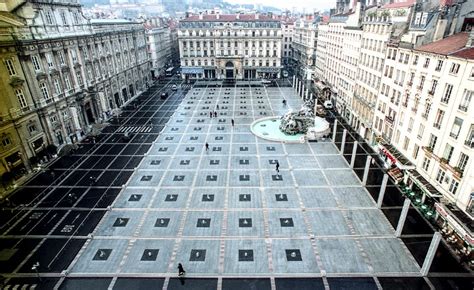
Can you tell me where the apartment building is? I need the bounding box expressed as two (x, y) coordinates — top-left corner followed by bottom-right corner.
(0, 0), (150, 183)
(178, 13), (282, 80)
(281, 20), (294, 67)
(292, 17), (318, 80)
(145, 19), (172, 79)
(379, 33), (473, 214)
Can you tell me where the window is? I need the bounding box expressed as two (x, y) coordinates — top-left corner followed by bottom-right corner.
(417, 124), (424, 139)
(31, 55), (42, 71)
(434, 109), (444, 128)
(435, 60), (443, 71)
(4, 59), (16, 76)
(45, 10), (54, 25)
(40, 83), (50, 100)
(449, 63), (460, 74)
(408, 118), (414, 132)
(423, 57), (430, 68)
(449, 117), (463, 139)
(50, 115), (58, 124)
(1, 136), (11, 147)
(27, 123), (37, 134)
(441, 84), (453, 103)
(70, 49), (77, 62)
(58, 51), (65, 65)
(15, 89), (27, 108)
(428, 134), (437, 150)
(413, 55), (419, 65)
(76, 71), (83, 85)
(422, 157), (430, 171)
(53, 78), (61, 95)
(459, 89), (472, 112)
(413, 144), (419, 159)
(60, 11), (67, 26)
(429, 79), (437, 94)
(435, 169), (445, 184)
(418, 75), (425, 89)
(403, 136), (409, 150)
(442, 144), (454, 162)
(45, 53), (54, 68)
(449, 179), (459, 195)
(457, 153), (469, 172)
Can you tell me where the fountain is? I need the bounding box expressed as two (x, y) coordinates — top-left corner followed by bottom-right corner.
(251, 100), (330, 143)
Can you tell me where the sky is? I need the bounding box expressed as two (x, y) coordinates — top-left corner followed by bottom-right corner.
(228, 0), (336, 12)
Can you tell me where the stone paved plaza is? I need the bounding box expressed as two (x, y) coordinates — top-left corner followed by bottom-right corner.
(69, 83), (420, 283)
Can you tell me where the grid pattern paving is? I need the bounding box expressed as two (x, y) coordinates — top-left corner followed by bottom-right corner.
(69, 84), (420, 284)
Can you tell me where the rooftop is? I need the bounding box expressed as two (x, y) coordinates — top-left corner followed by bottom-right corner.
(180, 14), (279, 22)
(382, 0), (415, 9)
(415, 32), (472, 58)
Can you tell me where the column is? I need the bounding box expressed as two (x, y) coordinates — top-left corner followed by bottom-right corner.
(301, 84), (305, 98)
(362, 155), (372, 186)
(377, 174), (389, 208)
(332, 119), (337, 141)
(350, 141), (358, 168)
(420, 232), (442, 276)
(395, 198), (411, 237)
(340, 129), (347, 155)
(292, 75), (296, 88)
(305, 89), (309, 100)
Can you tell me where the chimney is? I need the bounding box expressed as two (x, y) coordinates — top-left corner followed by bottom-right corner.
(199, 12), (203, 20)
(255, 13), (259, 20)
(236, 13), (240, 20)
(216, 10), (220, 19)
(467, 29), (474, 47)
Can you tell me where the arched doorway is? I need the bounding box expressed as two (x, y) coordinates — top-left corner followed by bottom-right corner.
(225, 61), (234, 79)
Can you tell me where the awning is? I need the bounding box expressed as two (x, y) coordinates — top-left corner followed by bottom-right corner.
(315, 81), (330, 91)
(256, 67), (280, 73)
(408, 170), (443, 198)
(181, 67), (204, 74)
(436, 203), (474, 246)
(379, 143), (415, 169)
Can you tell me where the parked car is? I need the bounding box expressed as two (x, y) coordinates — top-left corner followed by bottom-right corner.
(282, 70), (289, 78)
(323, 100), (333, 110)
(171, 84), (178, 90)
(123, 132), (133, 142)
(261, 79), (272, 84)
(161, 92), (168, 99)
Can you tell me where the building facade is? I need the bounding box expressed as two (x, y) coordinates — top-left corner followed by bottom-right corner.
(0, 0), (150, 187)
(281, 20), (294, 68)
(292, 18), (318, 80)
(178, 13), (282, 80)
(145, 19), (172, 79)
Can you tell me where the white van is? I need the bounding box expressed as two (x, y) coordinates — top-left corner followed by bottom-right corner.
(323, 100), (333, 110)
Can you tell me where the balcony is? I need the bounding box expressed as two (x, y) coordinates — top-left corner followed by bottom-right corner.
(428, 90), (435, 96)
(385, 115), (394, 124)
(458, 105), (468, 112)
(464, 140), (474, 148)
(433, 123), (441, 129)
(407, 81), (413, 87)
(449, 132), (458, 139)
(421, 113), (429, 119)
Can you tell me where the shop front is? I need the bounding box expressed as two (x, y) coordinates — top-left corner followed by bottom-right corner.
(181, 67), (204, 80)
(435, 203), (473, 269)
(377, 143), (415, 184)
(256, 67), (280, 79)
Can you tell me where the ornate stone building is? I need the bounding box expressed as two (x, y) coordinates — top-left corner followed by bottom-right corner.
(0, 0), (149, 184)
(178, 13), (282, 80)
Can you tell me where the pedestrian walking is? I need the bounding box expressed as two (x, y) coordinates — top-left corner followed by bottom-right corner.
(178, 263), (186, 276)
(214, 111), (217, 117)
(209, 111), (213, 118)
(275, 160), (280, 173)
(216, 104), (219, 110)
(231, 119), (234, 127)
(205, 142), (209, 152)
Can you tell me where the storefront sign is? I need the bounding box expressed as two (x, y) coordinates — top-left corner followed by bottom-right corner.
(435, 203), (448, 217)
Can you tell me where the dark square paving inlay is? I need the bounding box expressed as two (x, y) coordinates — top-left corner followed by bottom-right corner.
(275, 194), (288, 201)
(280, 218), (294, 227)
(190, 249), (206, 261)
(239, 218), (252, 227)
(128, 194), (142, 201)
(173, 175), (185, 181)
(239, 194), (251, 201)
(213, 147), (222, 152)
(93, 249), (112, 261)
(141, 249), (159, 261)
(206, 175), (217, 181)
(239, 159), (249, 165)
(269, 159), (278, 164)
(285, 249), (302, 261)
(202, 194), (215, 202)
(113, 218), (129, 227)
(154, 218), (170, 227)
(239, 175), (250, 181)
(190, 136), (198, 140)
(150, 160), (161, 165)
(180, 160), (190, 165)
(210, 160), (220, 165)
(215, 136), (223, 140)
(141, 175), (152, 181)
(165, 194), (178, 201)
(196, 218), (211, 227)
(272, 175), (283, 181)
(238, 250), (254, 262)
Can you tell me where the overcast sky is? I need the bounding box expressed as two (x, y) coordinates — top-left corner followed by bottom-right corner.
(229, 0), (336, 12)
